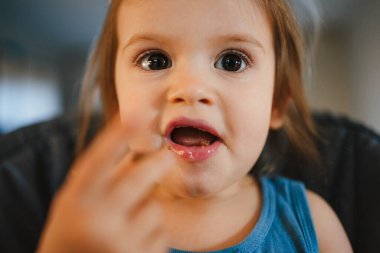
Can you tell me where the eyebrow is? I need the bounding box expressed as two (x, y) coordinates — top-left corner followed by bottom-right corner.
(210, 34), (266, 52)
(122, 33), (265, 52)
(122, 34), (168, 50)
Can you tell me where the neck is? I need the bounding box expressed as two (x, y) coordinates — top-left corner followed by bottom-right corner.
(156, 176), (262, 251)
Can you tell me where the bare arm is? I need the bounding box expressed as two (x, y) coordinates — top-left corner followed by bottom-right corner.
(307, 191), (353, 253)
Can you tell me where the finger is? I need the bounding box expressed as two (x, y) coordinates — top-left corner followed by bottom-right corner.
(68, 115), (131, 189)
(143, 228), (169, 253)
(103, 147), (163, 192)
(108, 149), (175, 211)
(124, 119), (163, 155)
(77, 115), (129, 172)
(126, 199), (165, 242)
(125, 215), (168, 253)
(130, 199), (164, 230)
(120, 105), (163, 154)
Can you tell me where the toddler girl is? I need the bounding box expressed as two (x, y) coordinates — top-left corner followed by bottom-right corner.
(37, 0), (352, 252)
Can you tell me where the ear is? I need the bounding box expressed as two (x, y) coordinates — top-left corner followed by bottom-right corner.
(269, 106), (285, 130)
(269, 97), (291, 130)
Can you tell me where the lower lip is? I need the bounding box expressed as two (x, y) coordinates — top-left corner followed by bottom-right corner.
(167, 139), (222, 162)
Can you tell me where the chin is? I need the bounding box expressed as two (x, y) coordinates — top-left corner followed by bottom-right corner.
(182, 182), (218, 198)
(161, 168), (224, 199)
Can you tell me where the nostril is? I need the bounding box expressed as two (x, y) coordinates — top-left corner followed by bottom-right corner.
(199, 98), (211, 105)
(171, 97), (185, 103)
(170, 97), (212, 105)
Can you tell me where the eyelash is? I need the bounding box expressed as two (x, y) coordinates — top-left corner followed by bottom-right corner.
(218, 48), (254, 72)
(220, 49), (253, 64)
(134, 49), (168, 66)
(133, 48), (254, 71)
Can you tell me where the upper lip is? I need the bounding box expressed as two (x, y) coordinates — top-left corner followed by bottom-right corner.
(164, 117), (222, 141)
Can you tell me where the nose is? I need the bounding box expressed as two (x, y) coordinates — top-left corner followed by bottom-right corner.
(166, 70), (216, 106)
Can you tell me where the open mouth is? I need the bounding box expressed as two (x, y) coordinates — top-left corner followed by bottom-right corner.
(169, 126), (219, 147)
(165, 118), (223, 162)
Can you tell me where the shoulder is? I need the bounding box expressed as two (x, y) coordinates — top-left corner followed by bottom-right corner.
(306, 190), (353, 253)
(260, 177), (319, 252)
(263, 177), (352, 252)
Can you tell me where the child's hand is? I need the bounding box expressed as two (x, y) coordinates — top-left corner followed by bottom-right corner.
(37, 116), (174, 253)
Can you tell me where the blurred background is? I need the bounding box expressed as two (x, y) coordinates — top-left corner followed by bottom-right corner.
(0, 0), (379, 134)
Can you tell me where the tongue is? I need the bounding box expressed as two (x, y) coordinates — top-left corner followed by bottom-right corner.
(171, 127), (217, 147)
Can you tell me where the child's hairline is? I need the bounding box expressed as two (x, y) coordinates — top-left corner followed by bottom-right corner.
(113, 0), (276, 54)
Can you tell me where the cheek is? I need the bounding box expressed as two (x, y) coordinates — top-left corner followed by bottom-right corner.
(236, 103), (271, 149)
(232, 106), (272, 173)
(226, 83), (274, 162)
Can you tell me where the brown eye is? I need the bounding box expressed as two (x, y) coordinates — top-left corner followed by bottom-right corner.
(214, 51), (249, 72)
(138, 51), (172, 70)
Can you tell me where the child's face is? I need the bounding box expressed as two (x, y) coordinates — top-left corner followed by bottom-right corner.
(115, 0), (280, 197)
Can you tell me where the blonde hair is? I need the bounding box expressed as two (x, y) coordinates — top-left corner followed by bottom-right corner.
(78, 0), (319, 169)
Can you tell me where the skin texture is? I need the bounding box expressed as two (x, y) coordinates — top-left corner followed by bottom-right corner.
(37, 0), (353, 252)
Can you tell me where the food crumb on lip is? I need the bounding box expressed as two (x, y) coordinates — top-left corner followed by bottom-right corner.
(200, 140), (211, 146)
(169, 146), (185, 156)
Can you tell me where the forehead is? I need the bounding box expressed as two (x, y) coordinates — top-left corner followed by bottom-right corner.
(117, 0), (272, 50)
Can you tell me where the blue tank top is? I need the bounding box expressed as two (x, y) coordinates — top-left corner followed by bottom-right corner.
(169, 176), (319, 253)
